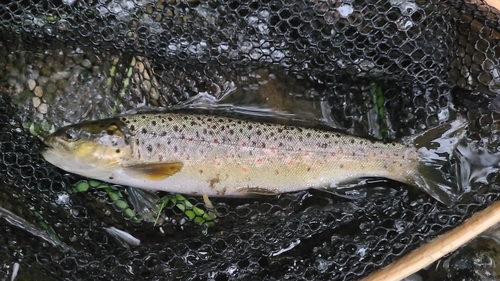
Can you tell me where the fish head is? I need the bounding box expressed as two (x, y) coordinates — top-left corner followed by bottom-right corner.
(42, 119), (132, 173)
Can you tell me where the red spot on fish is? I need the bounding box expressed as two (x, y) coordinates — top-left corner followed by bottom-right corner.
(371, 152), (376, 157)
(385, 153), (390, 158)
(187, 137), (193, 141)
(270, 148), (275, 154)
(304, 151), (309, 156)
(213, 139), (219, 144)
(287, 160), (293, 166)
(242, 167), (247, 173)
(330, 152), (336, 157)
(241, 141), (246, 146)
(337, 147), (343, 154)
(340, 164), (344, 168)
(215, 161), (221, 167)
(256, 158), (263, 164)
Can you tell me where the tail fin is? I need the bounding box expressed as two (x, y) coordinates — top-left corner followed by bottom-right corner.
(408, 118), (467, 205)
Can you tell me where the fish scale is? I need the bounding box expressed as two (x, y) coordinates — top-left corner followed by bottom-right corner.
(42, 113), (466, 203)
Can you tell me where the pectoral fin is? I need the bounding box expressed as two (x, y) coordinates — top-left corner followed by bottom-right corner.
(125, 162), (183, 180)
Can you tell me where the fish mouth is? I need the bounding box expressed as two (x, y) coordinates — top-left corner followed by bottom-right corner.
(42, 135), (71, 152)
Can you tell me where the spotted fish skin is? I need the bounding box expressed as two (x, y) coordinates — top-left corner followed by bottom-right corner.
(42, 113), (466, 203)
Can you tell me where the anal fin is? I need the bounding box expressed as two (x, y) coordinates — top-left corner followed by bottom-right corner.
(236, 187), (279, 196)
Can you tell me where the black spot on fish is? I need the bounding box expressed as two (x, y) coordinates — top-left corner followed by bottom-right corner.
(168, 117), (172, 121)
(136, 139), (140, 145)
(147, 145), (152, 152)
(109, 176), (114, 180)
(174, 146), (178, 152)
(191, 121), (197, 126)
(324, 134), (330, 138)
(306, 132), (311, 137)
(130, 125), (135, 131)
(203, 128), (207, 134)
(256, 130), (262, 136)
(142, 115), (146, 119)
(248, 125), (253, 130)
(229, 129), (234, 135)
(351, 139), (355, 144)
(183, 116), (189, 120)
(278, 128), (283, 133)
(160, 131), (167, 137)
(173, 125), (179, 132)
(142, 128), (147, 134)
(116, 149), (120, 153)
(151, 120), (157, 126)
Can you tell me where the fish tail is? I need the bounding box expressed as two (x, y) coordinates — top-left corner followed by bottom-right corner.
(409, 118), (467, 205)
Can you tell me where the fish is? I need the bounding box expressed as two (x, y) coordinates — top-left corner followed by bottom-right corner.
(41, 113), (467, 204)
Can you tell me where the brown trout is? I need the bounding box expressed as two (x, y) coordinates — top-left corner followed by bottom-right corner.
(41, 113), (466, 204)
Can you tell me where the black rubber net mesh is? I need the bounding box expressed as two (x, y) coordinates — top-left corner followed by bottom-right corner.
(1, 0), (500, 280)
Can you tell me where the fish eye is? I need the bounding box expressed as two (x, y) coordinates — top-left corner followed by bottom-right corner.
(64, 128), (79, 142)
